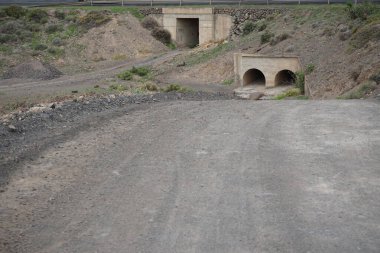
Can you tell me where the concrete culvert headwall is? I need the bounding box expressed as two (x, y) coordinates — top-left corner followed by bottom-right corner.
(275, 70), (296, 86)
(176, 18), (199, 47)
(243, 69), (266, 86)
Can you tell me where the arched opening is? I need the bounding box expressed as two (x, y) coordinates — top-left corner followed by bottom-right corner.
(243, 69), (266, 86)
(275, 70), (296, 86)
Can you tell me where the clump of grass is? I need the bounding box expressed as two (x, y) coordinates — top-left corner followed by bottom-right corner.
(46, 24), (63, 34)
(163, 83), (189, 93)
(270, 33), (290, 46)
(143, 83), (159, 91)
(167, 42), (176, 50)
(261, 31), (274, 44)
(117, 66), (151, 80)
(112, 54), (128, 61)
(339, 81), (377, 99)
(275, 88), (301, 100)
(54, 10), (66, 20)
(222, 78), (234, 86)
(109, 84), (127, 92)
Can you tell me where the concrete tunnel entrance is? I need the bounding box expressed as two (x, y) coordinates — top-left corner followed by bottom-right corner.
(275, 70), (296, 86)
(243, 69), (266, 86)
(176, 18), (199, 47)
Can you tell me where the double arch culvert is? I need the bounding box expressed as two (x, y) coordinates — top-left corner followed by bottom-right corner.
(234, 54), (302, 88)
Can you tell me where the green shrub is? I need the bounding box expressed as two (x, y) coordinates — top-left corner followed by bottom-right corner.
(0, 34), (17, 43)
(346, 1), (378, 20)
(48, 47), (64, 56)
(78, 11), (111, 29)
(27, 9), (48, 24)
(305, 64), (315, 74)
(295, 71), (305, 94)
(117, 70), (133, 80)
(0, 20), (24, 35)
(63, 24), (79, 38)
(167, 42), (176, 50)
(109, 84), (127, 91)
(270, 33), (290, 46)
(46, 24), (62, 34)
(261, 31), (274, 44)
(141, 16), (159, 31)
(242, 21), (256, 36)
(0, 9), (6, 18)
(54, 10), (65, 20)
(51, 37), (63, 46)
(222, 78), (234, 85)
(18, 30), (33, 41)
(163, 84), (188, 92)
(151, 28), (171, 45)
(256, 19), (267, 32)
(4, 6), (27, 19)
(130, 66), (150, 77)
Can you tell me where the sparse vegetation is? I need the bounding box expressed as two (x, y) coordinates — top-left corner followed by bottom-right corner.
(163, 84), (189, 93)
(109, 84), (127, 92)
(78, 11), (112, 29)
(261, 31), (274, 44)
(185, 42), (233, 66)
(3, 5), (27, 19)
(339, 81), (377, 99)
(346, 1), (378, 20)
(305, 64), (315, 75)
(117, 66), (151, 81)
(222, 78), (234, 86)
(350, 21), (380, 49)
(270, 33), (290, 45)
(275, 88), (301, 100)
(295, 71), (305, 94)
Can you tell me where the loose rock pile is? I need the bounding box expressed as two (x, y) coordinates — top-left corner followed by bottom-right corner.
(140, 8), (162, 16)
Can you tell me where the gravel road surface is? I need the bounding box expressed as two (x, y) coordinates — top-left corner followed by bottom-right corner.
(1, 99), (380, 252)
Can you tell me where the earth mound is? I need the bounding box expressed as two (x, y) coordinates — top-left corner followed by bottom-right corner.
(2, 61), (62, 80)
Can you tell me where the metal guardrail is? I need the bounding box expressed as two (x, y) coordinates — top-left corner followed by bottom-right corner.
(0, 0), (379, 6)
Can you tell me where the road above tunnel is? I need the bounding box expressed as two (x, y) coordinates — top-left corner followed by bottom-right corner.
(1, 99), (380, 253)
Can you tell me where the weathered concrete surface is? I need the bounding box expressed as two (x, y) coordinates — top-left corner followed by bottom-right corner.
(160, 8), (232, 46)
(1, 100), (380, 253)
(234, 53), (302, 87)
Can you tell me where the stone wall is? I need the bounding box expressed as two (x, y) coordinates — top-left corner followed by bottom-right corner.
(140, 8), (163, 16)
(214, 8), (283, 39)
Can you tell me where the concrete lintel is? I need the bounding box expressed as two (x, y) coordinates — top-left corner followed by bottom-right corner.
(163, 7), (213, 15)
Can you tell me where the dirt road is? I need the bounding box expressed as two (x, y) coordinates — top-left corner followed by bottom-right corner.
(0, 50), (182, 107)
(1, 99), (380, 252)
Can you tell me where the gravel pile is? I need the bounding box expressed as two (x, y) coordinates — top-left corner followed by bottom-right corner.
(2, 61), (62, 80)
(0, 91), (236, 186)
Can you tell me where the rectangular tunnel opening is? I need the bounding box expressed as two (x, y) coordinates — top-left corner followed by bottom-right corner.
(176, 18), (199, 48)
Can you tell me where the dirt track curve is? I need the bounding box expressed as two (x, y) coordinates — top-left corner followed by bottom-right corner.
(1, 99), (380, 253)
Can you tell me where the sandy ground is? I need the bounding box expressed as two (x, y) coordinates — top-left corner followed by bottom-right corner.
(1, 99), (379, 253)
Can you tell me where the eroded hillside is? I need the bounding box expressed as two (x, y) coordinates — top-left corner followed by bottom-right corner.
(154, 4), (380, 99)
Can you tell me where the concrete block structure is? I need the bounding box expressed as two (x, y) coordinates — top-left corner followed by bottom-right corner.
(234, 53), (302, 88)
(152, 8), (232, 47)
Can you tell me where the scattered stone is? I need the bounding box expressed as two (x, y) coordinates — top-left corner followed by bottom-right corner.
(177, 62), (186, 67)
(8, 124), (17, 132)
(248, 92), (264, 100)
(50, 103), (56, 109)
(72, 90), (78, 94)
